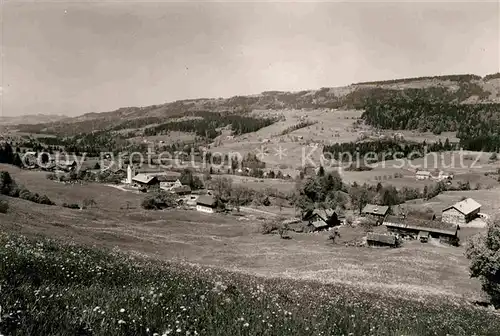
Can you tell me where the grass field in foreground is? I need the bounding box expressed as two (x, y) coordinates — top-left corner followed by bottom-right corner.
(1, 233), (499, 336)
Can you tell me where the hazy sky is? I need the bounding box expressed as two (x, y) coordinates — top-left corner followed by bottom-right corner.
(1, 0), (499, 117)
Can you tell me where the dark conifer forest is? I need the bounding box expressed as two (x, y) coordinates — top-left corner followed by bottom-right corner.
(361, 95), (500, 151)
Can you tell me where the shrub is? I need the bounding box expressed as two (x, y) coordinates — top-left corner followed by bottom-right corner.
(38, 195), (55, 205)
(141, 196), (157, 210)
(278, 224), (290, 239)
(328, 228), (341, 243)
(46, 173), (57, 180)
(62, 203), (80, 209)
(19, 188), (35, 201)
(141, 191), (177, 210)
(0, 199), (8, 213)
(82, 198), (97, 209)
(260, 221), (279, 234)
(0, 171), (15, 195)
(345, 215), (354, 226)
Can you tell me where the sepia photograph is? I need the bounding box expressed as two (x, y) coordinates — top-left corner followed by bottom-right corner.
(0, 1), (500, 335)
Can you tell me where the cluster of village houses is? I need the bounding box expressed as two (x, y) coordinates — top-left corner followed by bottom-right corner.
(25, 153), (484, 247)
(124, 165), (218, 214)
(415, 169), (454, 181)
(22, 152), (78, 173)
(300, 197), (483, 247)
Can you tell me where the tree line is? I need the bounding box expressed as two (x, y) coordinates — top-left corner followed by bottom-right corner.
(144, 113), (276, 140)
(362, 95), (500, 151)
(353, 74), (482, 86)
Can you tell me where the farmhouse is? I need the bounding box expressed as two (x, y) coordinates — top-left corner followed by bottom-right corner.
(361, 204), (390, 223)
(159, 175), (183, 191)
(196, 195), (217, 213)
(415, 170), (432, 180)
(437, 171), (453, 181)
(56, 160), (77, 172)
(302, 208), (342, 228)
(383, 216), (459, 245)
(366, 232), (398, 247)
(442, 198), (481, 225)
(132, 174), (159, 188)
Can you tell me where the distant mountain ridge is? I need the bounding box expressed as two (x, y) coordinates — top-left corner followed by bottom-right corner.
(0, 114), (68, 126)
(8, 72), (500, 135)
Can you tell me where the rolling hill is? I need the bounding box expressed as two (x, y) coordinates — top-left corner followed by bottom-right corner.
(7, 73), (500, 136)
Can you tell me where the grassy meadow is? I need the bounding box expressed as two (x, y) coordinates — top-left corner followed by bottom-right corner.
(1, 232), (500, 336)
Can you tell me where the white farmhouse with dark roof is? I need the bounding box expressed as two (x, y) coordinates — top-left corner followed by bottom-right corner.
(131, 174), (159, 188)
(196, 195), (217, 213)
(442, 198), (481, 225)
(415, 170), (432, 180)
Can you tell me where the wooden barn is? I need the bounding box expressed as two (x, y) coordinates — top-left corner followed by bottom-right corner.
(383, 216), (459, 246)
(441, 198), (481, 225)
(361, 204), (390, 224)
(302, 208), (342, 228)
(366, 232), (398, 247)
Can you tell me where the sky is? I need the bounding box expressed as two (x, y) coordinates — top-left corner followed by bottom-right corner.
(0, 0), (499, 117)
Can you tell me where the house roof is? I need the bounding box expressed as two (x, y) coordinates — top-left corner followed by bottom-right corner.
(384, 216), (457, 236)
(366, 232), (396, 245)
(443, 198), (481, 215)
(303, 208), (335, 221)
(157, 175), (181, 182)
(313, 208), (335, 218)
(405, 210), (436, 221)
(196, 195), (216, 207)
(132, 173), (157, 184)
(362, 204), (389, 216)
(311, 218), (328, 229)
(173, 185), (191, 194)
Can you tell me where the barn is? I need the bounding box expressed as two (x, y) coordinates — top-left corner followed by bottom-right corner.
(361, 204), (390, 224)
(441, 198), (481, 225)
(366, 232), (398, 247)
(196, 195), (217, 214)
(302, 208), (341, 228)
(383, 215), (459, 245)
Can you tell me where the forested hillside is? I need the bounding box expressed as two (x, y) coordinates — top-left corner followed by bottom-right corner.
(8, 72), (500, 139)
(361, 96), (500, 151)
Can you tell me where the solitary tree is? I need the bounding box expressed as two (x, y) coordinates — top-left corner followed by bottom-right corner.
(489, 152), (498, 162)
(83, 198), (97, 209)
(466, 217), (500, 308)
(0, 199), (9, 213)
(230, 185), (250, 212)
